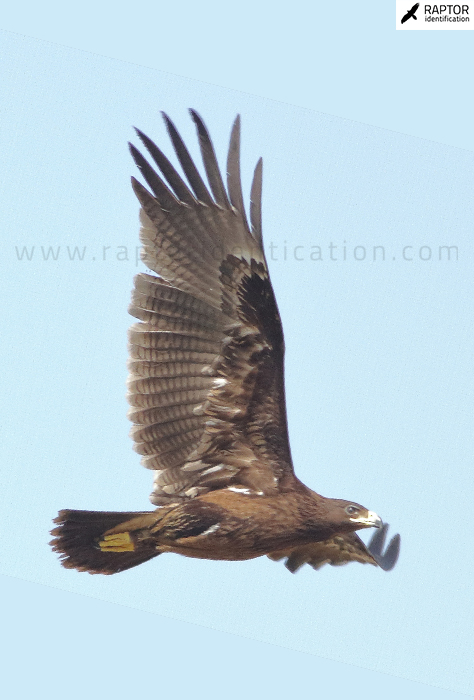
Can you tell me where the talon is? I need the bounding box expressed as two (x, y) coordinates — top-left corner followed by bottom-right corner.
(98, 532), (135, 552)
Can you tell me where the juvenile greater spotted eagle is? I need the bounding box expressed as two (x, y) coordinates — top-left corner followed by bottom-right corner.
(51, 111), (400, 575)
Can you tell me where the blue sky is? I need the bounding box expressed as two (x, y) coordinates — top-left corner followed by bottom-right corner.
(1, 3), (473, 698)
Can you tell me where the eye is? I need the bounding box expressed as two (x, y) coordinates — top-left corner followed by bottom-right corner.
(345, 505), (359, 516)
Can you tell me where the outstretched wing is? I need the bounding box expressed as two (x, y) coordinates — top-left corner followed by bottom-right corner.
(267, 524), (401, 573)
(128, 110), (295, 506)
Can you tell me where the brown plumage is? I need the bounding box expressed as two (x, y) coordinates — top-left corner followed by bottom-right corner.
(50, 110), (400, 575)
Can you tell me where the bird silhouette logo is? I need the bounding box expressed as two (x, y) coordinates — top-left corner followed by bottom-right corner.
(401, 2), (420, 23)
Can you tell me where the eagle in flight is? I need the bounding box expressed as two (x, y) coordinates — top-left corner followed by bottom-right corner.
(51, 111), (400, 575)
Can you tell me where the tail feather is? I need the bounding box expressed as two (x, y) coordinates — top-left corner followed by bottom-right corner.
(50, 509), (160, 575)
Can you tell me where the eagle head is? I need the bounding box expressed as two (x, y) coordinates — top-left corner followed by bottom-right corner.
(323, 498), (383, 533)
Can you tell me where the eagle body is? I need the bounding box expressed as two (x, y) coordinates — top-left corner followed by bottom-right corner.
(106, 490), (374, 561)
(51, 110), (400, 575)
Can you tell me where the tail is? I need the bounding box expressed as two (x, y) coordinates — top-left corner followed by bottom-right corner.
(50, 509), (161, 574)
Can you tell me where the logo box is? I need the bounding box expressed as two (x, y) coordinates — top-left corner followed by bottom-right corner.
(396, 1), (474, 29)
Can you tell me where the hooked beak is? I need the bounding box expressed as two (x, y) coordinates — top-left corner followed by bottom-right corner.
(350, 510), (383, 529)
